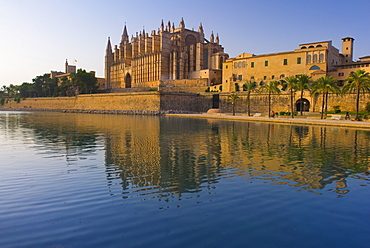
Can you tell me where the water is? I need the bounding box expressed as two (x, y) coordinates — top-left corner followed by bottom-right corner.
(0, 111), (369, 248)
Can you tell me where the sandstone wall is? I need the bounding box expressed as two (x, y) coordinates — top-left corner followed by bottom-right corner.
(1, 92), (369, 114)
(219, 92), (370, 114)
(160, 93), (212, 113)
(1, 93), (161, 111)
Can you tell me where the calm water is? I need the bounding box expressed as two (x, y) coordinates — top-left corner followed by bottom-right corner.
(0, 111), (369, 248)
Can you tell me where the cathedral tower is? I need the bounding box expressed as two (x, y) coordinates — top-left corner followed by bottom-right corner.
(105, 37), (113, 89)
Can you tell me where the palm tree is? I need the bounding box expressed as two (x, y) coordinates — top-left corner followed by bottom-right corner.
(343, 69), (370, 120)
(282, 76), (298, 118)
(259, 81), (281, 117)
(311, 76), (340, 119)
(228, 93), (240, 116)
(242, 80), (257, 116)
(296, 74), (311, 115)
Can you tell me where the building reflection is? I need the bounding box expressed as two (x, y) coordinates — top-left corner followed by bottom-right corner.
(7, 112), (370, 197)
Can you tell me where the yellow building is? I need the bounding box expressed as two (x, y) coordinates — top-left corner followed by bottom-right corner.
(222, 38), (355, 92)
(328, 55), (370, 84)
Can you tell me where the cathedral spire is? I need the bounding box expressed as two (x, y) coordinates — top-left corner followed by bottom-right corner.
(106, 37), (112, 53)
(179, 17), (185, 30)
(160, 19), (164, 32)
(167, 21), (171, 32)
(198, 22), (204, 33)
(215, 33), (219, 44)
(121, 24), (129, 43)
(210, 31), (214, 43)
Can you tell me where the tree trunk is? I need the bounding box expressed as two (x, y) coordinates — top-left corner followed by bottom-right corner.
(290, 90), (294, 118)
(355, 87), (360, 120)
(247, 93), (251, 116)
(325, 92), (329, 119)
(321, 93), (325, 119)
(268, 92), (271, 117)
(300, 90), (304, 115)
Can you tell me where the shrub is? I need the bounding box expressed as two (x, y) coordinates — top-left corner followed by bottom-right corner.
(205, 87), (210, 92)
(279, 111), (286, 116)
(219, 85), (222, 92)
(148, 88), (157, 91)
(366, 102), (370, 113)
(333, 105), (341, 113)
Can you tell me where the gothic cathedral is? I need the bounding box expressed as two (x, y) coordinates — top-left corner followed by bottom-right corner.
(105, 18), (228, 89)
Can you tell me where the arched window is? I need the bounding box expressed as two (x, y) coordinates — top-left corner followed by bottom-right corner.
(307, 55), (312, 63)
(308, 45), (314, 48)
(185, 35), (197, 46)
(309, 65), (320, 70)
(313, 54), (318, 63)
(319, 54), (324, 62)
(280, 74), (285, 79)
(301, 46), (307, 49)
(316, 45), (322, 48)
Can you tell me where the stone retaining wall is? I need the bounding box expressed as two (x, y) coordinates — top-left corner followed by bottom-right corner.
(1, 91), (368, 115)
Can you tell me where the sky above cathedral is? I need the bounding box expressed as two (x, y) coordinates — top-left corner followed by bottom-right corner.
(1, 0), (369, 86)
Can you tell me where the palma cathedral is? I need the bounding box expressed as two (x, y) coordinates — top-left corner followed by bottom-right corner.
(105, 18), (228, 89)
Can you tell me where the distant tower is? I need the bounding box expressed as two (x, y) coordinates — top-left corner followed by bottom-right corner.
(342, 37), (354, 63)
(105, 37), (113, 89)
(65, 59), (68, 73)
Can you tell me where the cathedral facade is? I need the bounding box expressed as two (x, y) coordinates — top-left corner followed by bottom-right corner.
(105, 19), (228, 89)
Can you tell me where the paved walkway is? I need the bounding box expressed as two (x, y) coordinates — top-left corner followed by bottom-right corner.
(166, 113), (370, 129)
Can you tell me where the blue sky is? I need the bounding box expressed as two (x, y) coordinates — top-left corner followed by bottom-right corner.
(1, 0), (369, 87)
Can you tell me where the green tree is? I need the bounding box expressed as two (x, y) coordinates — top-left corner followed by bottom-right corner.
(311, 76), (340, 119)
(259, 81), (281, 117)
(32, 73), (52, 97)
(58, 76), (74, 96)
(70, 69), (98, 94)
(296, 74), (311, 115)
(282, 76), (298, 118)
(242, 80), (257, 116)
(343, 69), (370, 120)
(228, 93), (240, 116)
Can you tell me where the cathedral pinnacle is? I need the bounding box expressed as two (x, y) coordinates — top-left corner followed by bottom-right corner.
(210, 31), (214, 43)
(121, 24), (129, 43)
(160, 19), (164, 32)
(179, 17), (185, 29)
(198, 22), (203, 33)
(106, 37), (112, 53)
(216, 33), (219, 44)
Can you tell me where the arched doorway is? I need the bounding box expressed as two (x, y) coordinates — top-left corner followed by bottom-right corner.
(296, 98), (310, 112)
(125, 73), (131, 88)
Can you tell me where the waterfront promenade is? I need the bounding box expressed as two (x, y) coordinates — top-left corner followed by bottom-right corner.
(166, 112), (370, 129)
(2, 108), (370, 129)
